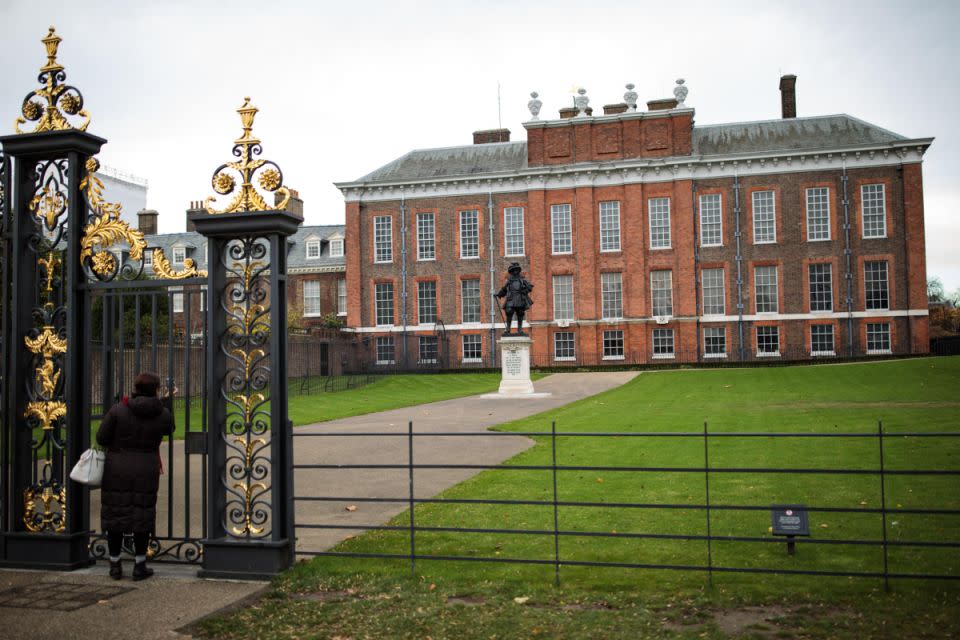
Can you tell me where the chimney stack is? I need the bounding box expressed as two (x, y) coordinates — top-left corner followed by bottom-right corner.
(137, 208), (158, 235)
(278, 188), (304, 218)
(779, 74), (797, 119)
(473, 129), (511, 144)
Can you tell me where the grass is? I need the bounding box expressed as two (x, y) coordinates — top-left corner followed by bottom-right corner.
(195, 356), (960, 639)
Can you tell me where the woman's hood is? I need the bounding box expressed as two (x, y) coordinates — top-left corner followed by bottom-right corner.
(127, 394), (163, 418)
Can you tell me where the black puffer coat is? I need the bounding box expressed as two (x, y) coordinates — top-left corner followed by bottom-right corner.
(96, 395), (175, 533)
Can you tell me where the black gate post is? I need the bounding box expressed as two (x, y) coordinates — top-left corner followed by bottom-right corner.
(192, 98), (301, 579)
(0, 27), (104, 568)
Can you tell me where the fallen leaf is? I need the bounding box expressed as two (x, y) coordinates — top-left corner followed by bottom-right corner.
(819, 523), (829, 528)
(346, 505), (357, 512)
(596, 478), (604, 484)
(514, 596), (530, 604)
(429, 583), (436, 591)
(97, 599), (110, 605)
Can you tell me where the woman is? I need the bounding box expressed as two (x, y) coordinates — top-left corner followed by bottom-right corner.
(96, 372), (175, 580)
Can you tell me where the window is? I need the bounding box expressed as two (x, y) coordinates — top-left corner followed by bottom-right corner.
(554, 332), (575, 361)
(376, 336), (395, 365)
(552, 275), (574, 321)
(701, 268), (725, 315)
(418, 336), (438, 364)
(704, 327), (726, 357)
(144, 250), (153, 266)
(375, 282), (394, 326)
(330, 238), (344, 257)
(752, 191), (776, 243)
(811, 324), (835, 355)
(551, 204), (572, 254)
(862, 184), (886, 238)
(337, 278), (347, 315)
(602, 330), (624, 359)
(303, 280), (321, 316)
(417, 213), (435, 261)
(756, 326), (780, 356)
(504, 207), (525, 256)
(864, 261), (889, 310)
(651, 270), (673, 317)
(806, 187), (831, 241)
(305, 239), (321, 259)
(417, 280), (437, 324)
(699, 193), (722, 246)
(462, 335), (482, 362)
(808, 263), (833, 312)
(754, 265), (778, 313)
(866, 322), (891, 353)
(599, 201), (621, 251)
(652, 328), (675, 358)
(172, 246), (186, 266)
(199, 286), (207, 312)
(461, 279), (481, 323)
(601, 272), (623, 320)
(649, 197), (671, 249)
(172, 290), (184, 313)
(460, 210), (479, 258)
(374, 216), (392, 263)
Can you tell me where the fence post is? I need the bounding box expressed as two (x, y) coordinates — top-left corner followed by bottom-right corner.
(408, 420), (416, 577)
(551, 421), (561, 587)
(703, 420), (713, 587)
(878, 420), (890, 592)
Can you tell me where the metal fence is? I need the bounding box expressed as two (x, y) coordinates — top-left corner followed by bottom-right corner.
(292, 422), (960, 587)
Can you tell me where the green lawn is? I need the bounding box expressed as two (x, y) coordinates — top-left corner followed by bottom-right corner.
(196, 357), (960, 640)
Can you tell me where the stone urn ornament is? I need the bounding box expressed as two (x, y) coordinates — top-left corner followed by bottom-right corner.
(624, 83), (638, 112)
(574, 88), (590, 117)
(674, 78), (688, 108)
(527, 91), (542, 120)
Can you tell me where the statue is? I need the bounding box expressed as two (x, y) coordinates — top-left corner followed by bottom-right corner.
(495, 262), (534, 336)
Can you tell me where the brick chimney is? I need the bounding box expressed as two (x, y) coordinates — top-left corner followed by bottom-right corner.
(278, 188), (304, 218)
(137, 208), (158, 235)
(647, 98), (678, 111)
(186, 201), (204, 232)
(473, 129), (511, 144)
(779, 74), (797, 119)
(603, 103), (629, 115)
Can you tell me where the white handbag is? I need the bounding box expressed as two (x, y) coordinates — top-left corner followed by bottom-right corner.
(70, 448), (105, 488)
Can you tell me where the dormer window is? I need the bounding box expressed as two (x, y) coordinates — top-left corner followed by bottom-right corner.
(144, 250), (153, 266)
(306, 239), (321, 259)
(172, 246), (186, 266)
(329, 238), (344, 257)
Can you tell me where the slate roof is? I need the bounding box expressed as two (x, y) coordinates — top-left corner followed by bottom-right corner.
(142, 224), (345, 274)
(344, 114), (918, 185)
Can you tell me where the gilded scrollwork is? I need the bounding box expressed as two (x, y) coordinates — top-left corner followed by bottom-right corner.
(204, 98), (290, 214)
(23, 481), (67, 533)
(14, 27), (90, 134)
(151, 248), (207, 279)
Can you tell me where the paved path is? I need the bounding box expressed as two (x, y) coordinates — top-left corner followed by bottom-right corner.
(1, 371), (638, 639)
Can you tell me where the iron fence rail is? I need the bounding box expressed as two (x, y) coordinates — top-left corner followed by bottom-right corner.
(292, 422), (960, 588)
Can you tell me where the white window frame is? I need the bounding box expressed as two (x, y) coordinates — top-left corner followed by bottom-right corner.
(462, 334), (483, 363)
(416, 212), (436, 261)
(376, 336), (395, 365)
(552, 274), (574, 322)
(861, 184), (887, 239)
(602, 329), (625, 360)
(806, 187), (831, 241)
(808, 263), (833, 313)
(756, 326), (781, 357)
(551, 204), (572, 255)
(144, 250), (153, 266)
(417, 280), (437, 325)
(459, 210), (480, 259)
(418, 336), (438, 364)
(701, 268), (725, 316)
(461, 278), (481, 324)
(651, 270), (673, 317)
(171, 288), (184, 314)
(504, 207), (525, 257)
(864, 261), (889, 311)
(648, 197), (671, 249)
(599, 201), (621, 252)
(754, 265), (779, 314)
(699, 193), (723, 247)
(810, 324), (836, 357)
(172, 246), (186, 267)
(337, 278), (347, 316)
(752, 190), (777, 244)
(329, 238), (344, 258)
(305, 239), (321, 260)
(303, 280), (322, 317)
(375, 282), (394, 327)
(553, 331), (576, 361)
(652, 328), (675, 359)
(601, 272), (623, 320)
(866, 322), (892, 354)
(703, 327), (726, 358)
(374, 216), (393, 263)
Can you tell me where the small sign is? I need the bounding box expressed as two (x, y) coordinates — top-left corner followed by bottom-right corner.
(771, 505), (810, 537)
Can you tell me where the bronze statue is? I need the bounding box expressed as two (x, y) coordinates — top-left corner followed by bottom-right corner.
(495, 262), (534, 336)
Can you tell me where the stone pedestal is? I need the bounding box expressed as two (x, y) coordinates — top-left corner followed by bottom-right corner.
(482, 336), (550, 398)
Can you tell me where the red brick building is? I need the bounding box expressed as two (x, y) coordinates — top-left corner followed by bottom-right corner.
(336, 77), (933, 367)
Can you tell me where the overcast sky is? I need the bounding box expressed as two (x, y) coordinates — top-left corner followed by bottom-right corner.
(3, 0), (958, 290)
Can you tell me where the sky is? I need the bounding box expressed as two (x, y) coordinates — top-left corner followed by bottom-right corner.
(2, 0), (958, 291)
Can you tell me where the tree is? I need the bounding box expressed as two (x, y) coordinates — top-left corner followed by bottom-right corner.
(928, 276), (945, 303)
